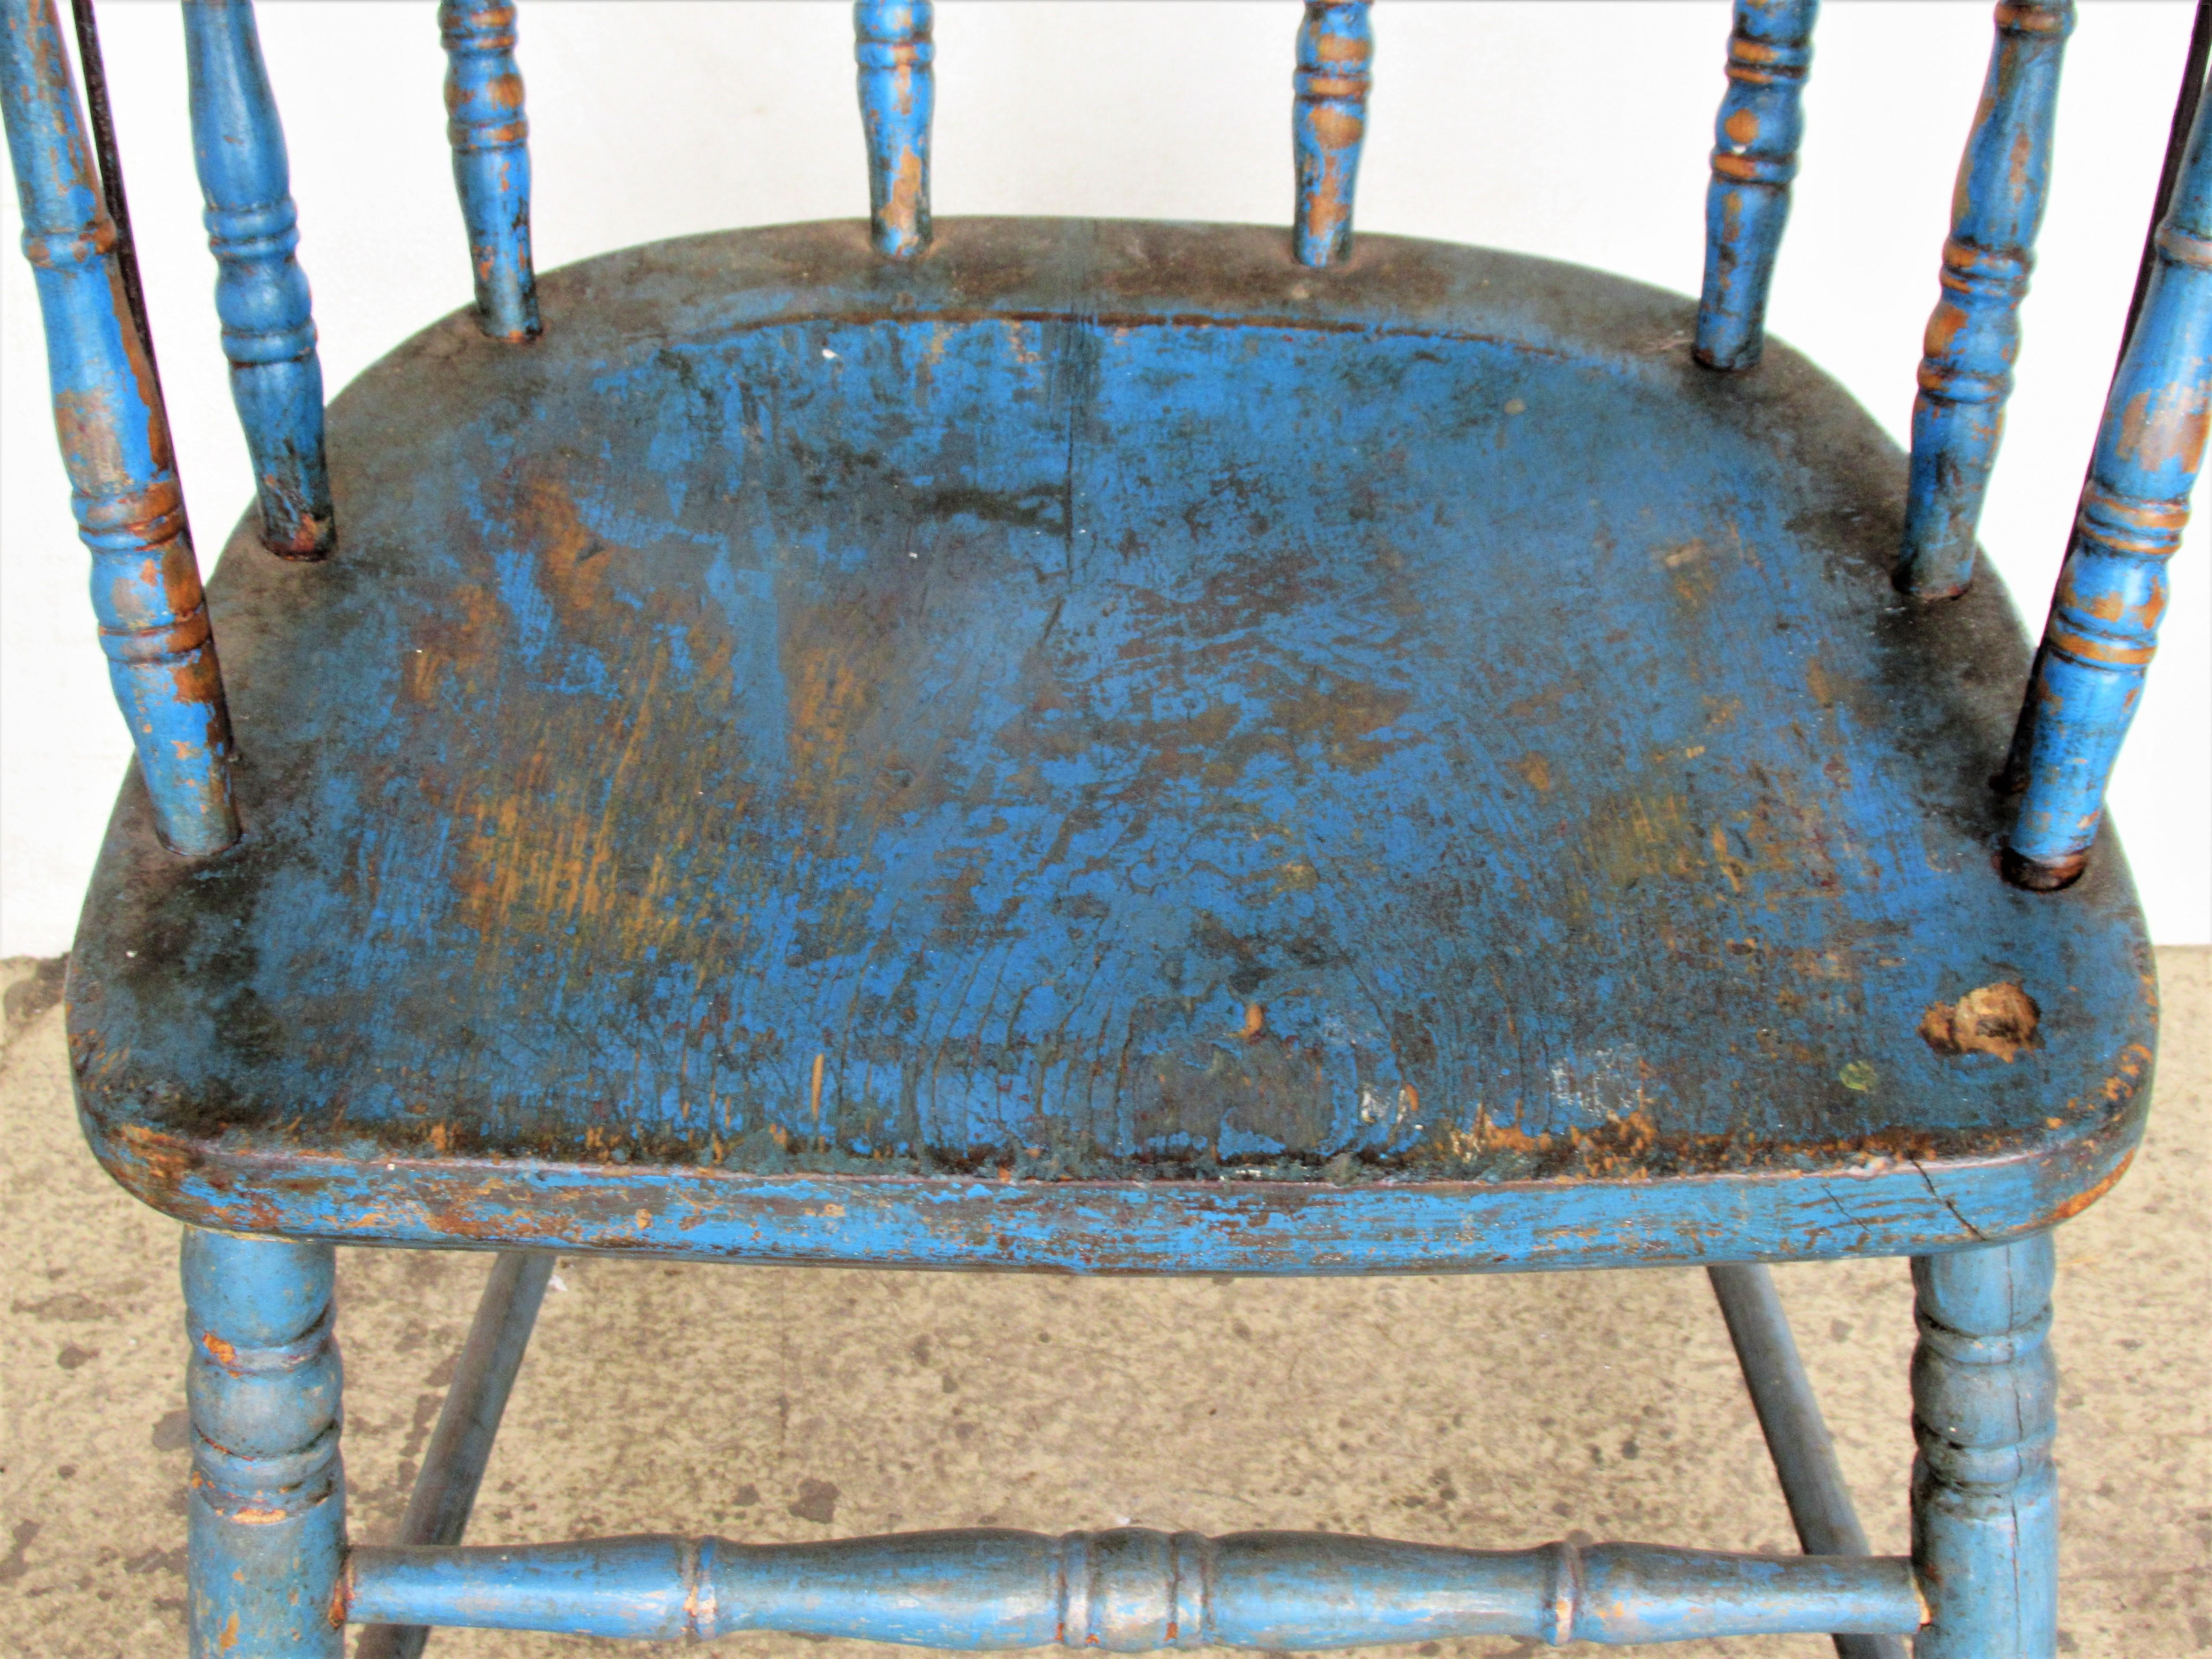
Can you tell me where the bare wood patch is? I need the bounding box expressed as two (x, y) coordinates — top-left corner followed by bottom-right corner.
(1919, 980), (2040, 1061)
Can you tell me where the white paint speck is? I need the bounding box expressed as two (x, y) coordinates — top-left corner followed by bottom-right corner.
(822, 348), (839, 361)
(550, 1274), (569, 1293)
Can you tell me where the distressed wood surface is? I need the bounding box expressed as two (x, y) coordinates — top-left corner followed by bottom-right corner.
(0, 0), (239, 857)
(183, 0), (333, 558)
(439, 0), (539, 342)
(1694, 0), (1817, 372)
(1897, 0), (2074, 599)
(2006, 91), (2212, 890)
(1909, 1233), (2058, 1659)
(183, 1227), (346, 1658)
(65, 220), (2155, 1271)
(855, 0), (932, 259)
(1292, 0), (1371, 269)
(344, 1531), (1923, 1648)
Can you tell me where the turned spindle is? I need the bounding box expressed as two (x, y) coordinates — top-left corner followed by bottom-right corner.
(440, 0), (540, 341)
(345, 1529), (1921, 1648)
(855, 0), (933, 259)
(183, 0), (334, 558)
(2003, 85), (2212, 891)
(0, 0), (240, 855)
(1694, 0), (1818, 370)
(184, 1228), (347, 1659)
(1909, 1235), (2058, 1659)
(1292, 0), (1373, 269)
(1897, 0), (2074, 599)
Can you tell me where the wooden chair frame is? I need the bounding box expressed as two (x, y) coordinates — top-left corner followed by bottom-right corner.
(5, 2), (2207, 1654)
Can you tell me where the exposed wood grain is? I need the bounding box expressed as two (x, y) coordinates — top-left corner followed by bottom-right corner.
(60, 222), (2155, 1271)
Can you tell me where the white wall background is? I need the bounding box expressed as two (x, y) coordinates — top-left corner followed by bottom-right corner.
(3, 1), (2207, 953)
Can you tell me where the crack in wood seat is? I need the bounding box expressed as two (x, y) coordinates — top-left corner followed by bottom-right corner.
(68, 219), (2154, 1273)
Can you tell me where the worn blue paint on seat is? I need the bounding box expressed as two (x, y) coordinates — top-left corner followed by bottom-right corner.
(66, 221), (2153, 1272)
(15, 0), (2195, 1649)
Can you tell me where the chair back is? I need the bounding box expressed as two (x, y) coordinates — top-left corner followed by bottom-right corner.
(3, 0), (2206, 890)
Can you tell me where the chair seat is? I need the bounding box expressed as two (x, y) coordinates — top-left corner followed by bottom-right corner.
(67, 219), (2153, 1273)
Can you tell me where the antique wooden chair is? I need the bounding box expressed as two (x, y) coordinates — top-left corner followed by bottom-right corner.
(5, 0), (2205, 1653)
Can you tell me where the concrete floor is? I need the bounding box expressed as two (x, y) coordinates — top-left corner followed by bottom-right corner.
(2, 951), (2205, 1659)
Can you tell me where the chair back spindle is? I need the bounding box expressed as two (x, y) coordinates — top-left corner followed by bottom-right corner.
(1292, 0), (1371, 269)
(855, 0), (932, 259)
(182, 0), (332, 558)
(2005, 85), (2212, 890)
(1695, 0), (1817, 371)
(0, 0), (239, 855)
(440, 0), (539, 341)
(1898, 0), (2074, 599)
(10, 19), (2199, 1652)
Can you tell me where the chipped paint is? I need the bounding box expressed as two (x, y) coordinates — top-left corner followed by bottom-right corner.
(2006, 82), (2212, 884)
(1695, 0), (1816, 371)
(1918, 981), (2040, 1062)
(54, 218), (2159, 1270)
(1292, 2), (1372, 269)
(2, 0), (239, 855)
(1897, 0), (2073, 597)
(342, 1529), (1924, 1647)
(183, 0), (335, 557)
(181, 1231), (345, 1655)
(439, 0), (541, 341)
(855, 2), (933, 259)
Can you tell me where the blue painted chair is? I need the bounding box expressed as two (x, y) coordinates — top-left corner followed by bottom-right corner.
(5, 0), (2206, 1653)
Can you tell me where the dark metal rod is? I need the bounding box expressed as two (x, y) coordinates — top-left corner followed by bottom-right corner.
(354, 1251), (556, 1659)
(66, 0), (159, 399)
(1707, 1263), (1909, 1659)
(2118, 0), (2212, 366)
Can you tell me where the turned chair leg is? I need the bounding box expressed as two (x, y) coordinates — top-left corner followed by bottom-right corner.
(1910, 1232), (2058, 1659)
(184, 1228), (347, 1659)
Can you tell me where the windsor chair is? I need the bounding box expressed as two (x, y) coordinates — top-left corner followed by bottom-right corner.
(4, 0), (2205, 1654)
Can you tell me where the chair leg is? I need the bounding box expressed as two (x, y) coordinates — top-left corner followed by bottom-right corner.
(355, 1251), (555, 1659)
(1707, 1263), (1907, 1659)
(183, 1227), (347, 1659)
(1909, 1233), (2058, 1659)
